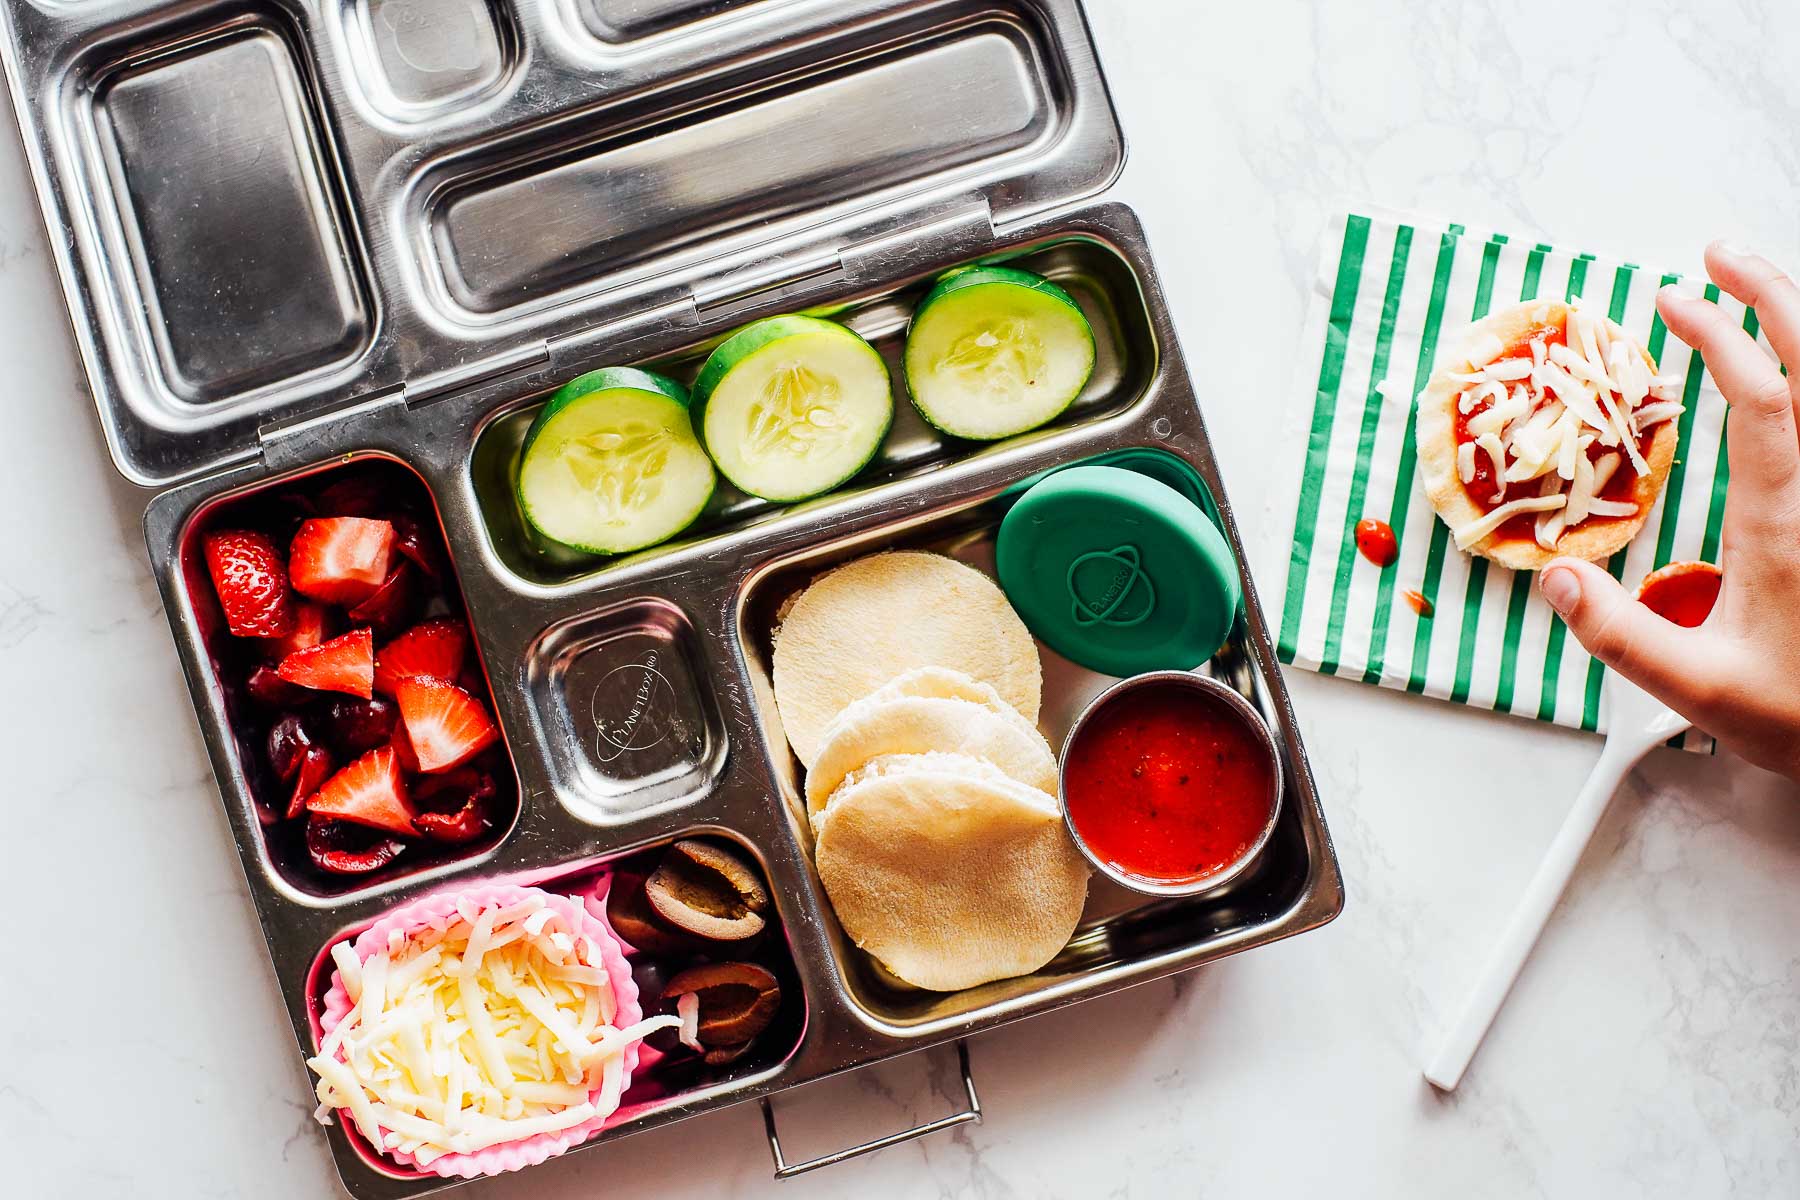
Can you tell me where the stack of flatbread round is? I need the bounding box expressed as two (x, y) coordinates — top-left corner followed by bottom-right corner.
(771, 552), (1088, 992)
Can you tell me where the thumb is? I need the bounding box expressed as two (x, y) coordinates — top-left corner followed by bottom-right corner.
(1539, 556), (1720, 717)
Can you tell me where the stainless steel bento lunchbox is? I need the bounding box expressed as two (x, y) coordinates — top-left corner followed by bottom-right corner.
(0, 0), (1342, 1191)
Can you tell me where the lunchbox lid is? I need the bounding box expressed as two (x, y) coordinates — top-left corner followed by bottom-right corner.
(0, 0), (1124, 486)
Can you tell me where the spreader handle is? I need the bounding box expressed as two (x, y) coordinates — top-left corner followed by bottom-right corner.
(1424, 732), (1649, 1091)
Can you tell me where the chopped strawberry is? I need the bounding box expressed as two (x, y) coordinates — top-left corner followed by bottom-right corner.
(203, 531), (293, 638)
(396, 678), (500, 772)
(289, 518), (394, 605)
(264, 602), (328, 661)
(374, 618), (468, 697)
(286, 745), (335, 820)
(277, 628), (375, 698)
(305, 746), (416, 836)
(348, 562), (419, 636)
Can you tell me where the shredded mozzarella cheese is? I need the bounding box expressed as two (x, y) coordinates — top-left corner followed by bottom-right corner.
(676, 992), (702, 1052)
(1534, 508), (1567, 550)
(1633, 401), (1683, 428)
(1452, 494), (1568, 550)
(1450, 310), (1674, 550)
(307, 895), (683, 1165)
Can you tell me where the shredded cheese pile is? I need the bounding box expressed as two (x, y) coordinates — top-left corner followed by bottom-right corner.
(308, 893), (680, 1167)
(1448, 300), (1685, 551)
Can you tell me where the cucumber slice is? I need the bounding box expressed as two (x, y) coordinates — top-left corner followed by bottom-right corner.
(692, 315), (893, 502)
(903, 266), (1095, 441)
(517, 367), (716, 555)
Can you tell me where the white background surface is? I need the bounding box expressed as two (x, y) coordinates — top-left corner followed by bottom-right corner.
(4, 2), (1799, 1197)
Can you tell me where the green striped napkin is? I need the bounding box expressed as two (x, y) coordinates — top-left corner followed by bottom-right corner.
(1263, 211), (1761, 750)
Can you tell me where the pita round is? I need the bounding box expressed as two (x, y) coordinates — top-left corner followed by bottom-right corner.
(805, 691), (1057, 825)
(863, 666), (1046, 737)
(772, 552), (1041, 766)
(813, 752), (1088, 992)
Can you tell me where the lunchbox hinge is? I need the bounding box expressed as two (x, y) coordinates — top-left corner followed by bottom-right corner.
(839, 197), (996, 280)
(692, 246), (848, 324)
(255, 387), (409, 474)
(403, 341), (550, 408)
(545, 291), (703, 371)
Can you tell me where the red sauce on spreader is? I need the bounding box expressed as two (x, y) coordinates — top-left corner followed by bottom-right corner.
(1063, 684), (1275, 885)
(1637, 561), (1721, 628)
(1355, 518), (1397, 567)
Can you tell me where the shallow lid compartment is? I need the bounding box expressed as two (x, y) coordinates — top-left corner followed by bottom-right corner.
(94, 26), (371, 407)
(419, 0), (1122, 323)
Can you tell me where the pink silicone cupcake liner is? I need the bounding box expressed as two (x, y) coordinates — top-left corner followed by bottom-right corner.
(316, 879), (642, 1180)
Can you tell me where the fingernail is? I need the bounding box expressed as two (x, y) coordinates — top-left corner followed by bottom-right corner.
(1712, 240), (1754, 259)
(1541, 566), (1581, 615)
(1657, 283), (1693, 306)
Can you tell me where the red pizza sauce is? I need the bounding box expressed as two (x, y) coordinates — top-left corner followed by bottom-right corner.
(1637, 561), (1721, 628)
(1063, 682), (1276, 885)
(1453, 320), (1651, 544)
(1355, 518), (1397, 567)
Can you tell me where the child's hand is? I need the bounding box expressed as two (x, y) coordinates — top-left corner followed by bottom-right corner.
(1539, 242), (1800, 779)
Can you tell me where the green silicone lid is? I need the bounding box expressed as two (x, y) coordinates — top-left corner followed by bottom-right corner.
(995, 464), (1241, 676)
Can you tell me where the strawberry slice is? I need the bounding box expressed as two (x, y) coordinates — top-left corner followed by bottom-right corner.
(374, 618), (468, 697)
(203, 530), (293, 638)
(277, 628), (375, 698)
(305, 746), (416, 836)
(396, 678), (500, 772)
(264, 601), (328, 661)
(289, 518), (394, 605)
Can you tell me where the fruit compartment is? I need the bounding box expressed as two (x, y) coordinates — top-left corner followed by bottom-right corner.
(300, 831), (805, 1181)
(732, 447), (1318, 1030)
(177, 456), (521, 899)
(468, 233), (1157, 586)
(521, 597), (730, 824)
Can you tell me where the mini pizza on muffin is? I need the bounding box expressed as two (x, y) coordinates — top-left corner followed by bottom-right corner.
(1416, 299), (1686, 571)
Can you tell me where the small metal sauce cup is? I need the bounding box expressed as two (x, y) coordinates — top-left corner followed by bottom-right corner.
(1058, 670), (1284, 898)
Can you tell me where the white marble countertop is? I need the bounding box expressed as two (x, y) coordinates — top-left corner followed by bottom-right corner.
(5, 2), (1800, 1197)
